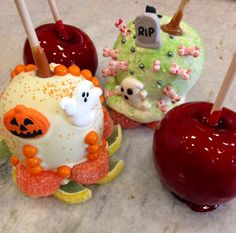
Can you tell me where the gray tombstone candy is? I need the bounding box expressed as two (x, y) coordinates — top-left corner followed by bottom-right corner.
(135, 13), (162, 49)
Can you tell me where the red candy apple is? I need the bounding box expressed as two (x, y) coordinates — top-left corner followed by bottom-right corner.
(153, 102), (236, 212)
(23, 24), (98, 75)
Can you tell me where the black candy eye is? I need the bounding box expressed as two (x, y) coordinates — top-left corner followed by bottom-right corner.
(84, 98), (87, 103)
(121, 87), (124, 92)
(127, 89), (133, 95)
(86, 92), (89, 97)
(82, 92), (86, 97)
(10, 118), (18, 126)
(124, 95), (129, 100)
(24, 118), (34, 125)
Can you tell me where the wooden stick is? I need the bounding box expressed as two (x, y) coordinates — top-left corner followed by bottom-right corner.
(211, 53), (236, 114)
(47, 0), (70, 40)
(14, 0), (52, 78)
(48, 0), (61, 22)
(177, 0), (190, 12)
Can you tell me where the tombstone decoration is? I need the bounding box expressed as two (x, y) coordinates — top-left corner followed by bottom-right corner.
(135, 12), (162, 49)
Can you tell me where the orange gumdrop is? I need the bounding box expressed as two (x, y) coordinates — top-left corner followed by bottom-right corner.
(81, 69), (92, 80)
(68, 65), (81, 76)
(91, 77), (100, 87)
(25, 157), (41, 168)
(87, 144), (100, 154)
(23, 145), (38, 158)
(28, 166), (42, 175)
(14, 64), (26, 75)
(54, 65), (68, 76)
(87, 153), (99, 161)
(10, 70), (16, 79)
(84, 131), (99, 145)
(25, 64), (36, 72)
(10, 155), (20, 167)
(57, 166), (71, 178)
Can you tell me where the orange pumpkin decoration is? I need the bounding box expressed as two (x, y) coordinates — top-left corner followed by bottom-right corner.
(3, 105), (50, 138)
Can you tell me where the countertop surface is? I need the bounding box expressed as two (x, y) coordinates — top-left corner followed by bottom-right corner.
(0, 0), (236, 233)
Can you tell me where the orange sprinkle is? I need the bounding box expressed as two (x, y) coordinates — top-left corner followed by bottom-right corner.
(10, 155), (20, 167)
(23, 145), (38, 158)
(14, 64), (26, 75)
(81, 69), (92, 80)
(28, 166), (42, 175)
(84, 131), (99, 145)
(91, 77), (100, 87)
(57, 166), (71, 178)
(68, 65), (81, 76)
(100, 96), (105, 104)
(87, 153), (99, 161)
(25, 64), (36, 72)
(54, 65), (68, 76)
(25, 157), (41, 168)
(87, 144), (100, 154)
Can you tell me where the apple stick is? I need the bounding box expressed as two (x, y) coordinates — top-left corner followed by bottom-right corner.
(14, 0), (52, 78)
(47, 0), (70, 40)
(161, 0), (190, 36)
(208, 53), (236, 125)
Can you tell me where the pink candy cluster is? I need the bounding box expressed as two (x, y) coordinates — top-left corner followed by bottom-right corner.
(169, 63), (191, 80)
(178, 45), (200, 57)
(115, 18), (130, 37)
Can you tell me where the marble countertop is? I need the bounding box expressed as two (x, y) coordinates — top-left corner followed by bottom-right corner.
(1, 0), (236, 232)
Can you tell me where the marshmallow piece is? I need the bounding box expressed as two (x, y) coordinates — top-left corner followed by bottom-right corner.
(153, 60), (161, 71)
(109, 60), (129, 71)
(60, 80), (102, 127)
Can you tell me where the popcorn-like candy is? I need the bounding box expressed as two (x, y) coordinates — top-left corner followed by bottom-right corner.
(156, 99), (168, 113)
(115, 18), (130, 37)
(178, 45), (200, 57)
(101, 68), (117, 78)
(169, 63), (191, 80)
(163, 85), (180, 104)
(153, 60), (161, 72)
(109, 60), (129, 71)
(103, 48), (119, 59)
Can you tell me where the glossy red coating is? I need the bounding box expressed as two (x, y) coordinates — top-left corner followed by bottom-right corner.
(153, 102), (236, 212)
(23, 23), (98, 75)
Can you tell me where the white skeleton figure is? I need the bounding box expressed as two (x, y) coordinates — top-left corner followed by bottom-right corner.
(60, 80), (102, 127)
(116, 77), (151, 111)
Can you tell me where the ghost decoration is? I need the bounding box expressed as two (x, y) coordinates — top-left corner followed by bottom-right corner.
(60, 80), (102, 127)
(116, 77), (151, 111)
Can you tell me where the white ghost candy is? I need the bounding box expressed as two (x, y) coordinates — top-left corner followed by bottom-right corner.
(118, 77), (151, 111)
(60, 80), (102, 127)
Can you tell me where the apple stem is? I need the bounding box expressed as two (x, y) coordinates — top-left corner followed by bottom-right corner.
(47, 0), (70, 40)
(208, 53), (236, 126)
(14, 0), (52, 78)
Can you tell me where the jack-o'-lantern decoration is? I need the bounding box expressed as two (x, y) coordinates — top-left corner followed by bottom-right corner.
(3, 105), (50, 138)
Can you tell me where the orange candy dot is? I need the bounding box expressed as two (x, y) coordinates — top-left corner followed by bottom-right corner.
(102, 138), (107, 147)
(23, 145), (38, 158)
(10, 70), (16, 79)
(87, 153), (99, 161)
(91, 77), (100, 87)
(54, 65), (68, 76)
(68, 65), (81, 76)
(28, 166), (42, 175)
(25, 64), (36, 72)
(10, 155), (20, 167)
(81, 69), (92, 80)
(87, 144), (100, 154)
(14, 64), (26, 75)
(100, 96), (105, 104)
(25, 157), (41, 168)
(57, 166), (71, 178)
(84, 131), (99, 145)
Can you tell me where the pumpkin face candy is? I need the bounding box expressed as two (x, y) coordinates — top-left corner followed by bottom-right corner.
(0, 64), (124, 203)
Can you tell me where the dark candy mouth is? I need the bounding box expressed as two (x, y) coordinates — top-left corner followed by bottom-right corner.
(10, 130), (43, 138)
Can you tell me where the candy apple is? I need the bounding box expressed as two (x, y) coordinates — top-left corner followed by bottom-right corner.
(23, 24), (98, 75)
(153, 101), (236, 212)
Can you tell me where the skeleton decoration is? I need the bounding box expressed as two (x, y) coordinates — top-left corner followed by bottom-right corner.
(116, 77), (151, 111)
(60, 80), (102, 127)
